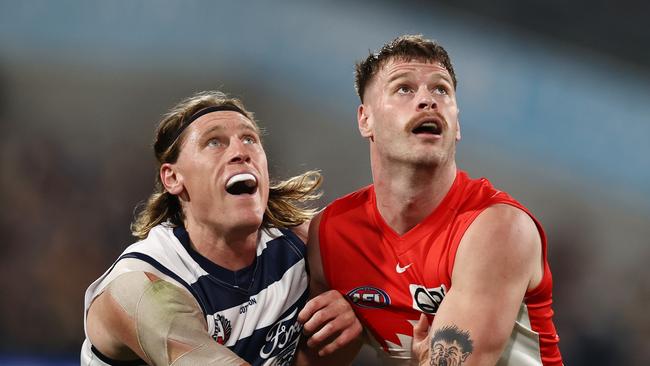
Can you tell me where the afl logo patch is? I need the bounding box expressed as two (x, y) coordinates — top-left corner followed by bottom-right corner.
(347, 286), (390, 308)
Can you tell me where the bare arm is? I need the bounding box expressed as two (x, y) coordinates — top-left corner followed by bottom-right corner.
(294, 212), (363, 365)
(87, 271), (248, 366)
(414, 204), (543, 365)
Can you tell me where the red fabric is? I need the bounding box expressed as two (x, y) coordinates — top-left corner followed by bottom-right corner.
(319, 170), (562, 365)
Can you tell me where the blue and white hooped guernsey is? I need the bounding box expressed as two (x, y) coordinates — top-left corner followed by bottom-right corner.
(81, 224), (309, 366)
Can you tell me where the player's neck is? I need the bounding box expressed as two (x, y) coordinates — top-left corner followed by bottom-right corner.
(372, 160), (456, 236)
(184, 218), (259, 271)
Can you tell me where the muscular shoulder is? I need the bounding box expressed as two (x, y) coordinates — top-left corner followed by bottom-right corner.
(86, 272), (178, 362)
(476, 203), (536, 231)
(87, 272), (213, 364)
(453, 204), (542, 290)
(466, 204), (539, 256)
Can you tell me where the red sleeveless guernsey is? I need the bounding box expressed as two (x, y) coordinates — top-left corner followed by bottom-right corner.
(319, 170), (562, 365)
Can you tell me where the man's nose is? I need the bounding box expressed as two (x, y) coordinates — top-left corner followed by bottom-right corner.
(416, 88), (436, 110)
(228, 139), (251, 164)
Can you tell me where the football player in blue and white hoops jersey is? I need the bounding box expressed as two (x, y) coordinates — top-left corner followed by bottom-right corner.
(81, 91), (362, 366)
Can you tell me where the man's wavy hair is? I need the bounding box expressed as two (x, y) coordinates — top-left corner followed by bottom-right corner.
(131, 90), (322, 239)
(354, 34), (457, 102)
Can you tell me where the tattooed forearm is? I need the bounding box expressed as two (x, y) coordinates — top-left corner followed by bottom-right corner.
(429, 325), (474, 366)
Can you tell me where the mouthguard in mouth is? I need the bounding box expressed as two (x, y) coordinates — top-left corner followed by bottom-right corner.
(226, 173), (258, 195)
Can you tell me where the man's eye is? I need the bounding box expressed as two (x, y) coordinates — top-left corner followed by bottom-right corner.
(207, 138), (223, 147)
(397, 86), (412, 94)
(242, 136), (257, 145)
(433, 86), (448, 95)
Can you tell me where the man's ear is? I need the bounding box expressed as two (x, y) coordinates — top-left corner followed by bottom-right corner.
(160, 163), (183, 195)
(358, 104), (373, 139)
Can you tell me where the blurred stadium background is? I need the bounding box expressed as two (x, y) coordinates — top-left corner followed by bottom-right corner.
(1, 1), (648, 365)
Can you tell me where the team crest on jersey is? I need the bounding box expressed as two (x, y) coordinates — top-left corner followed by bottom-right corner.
(212, 313), (232, 345)
(347, 286), (391, 308)
(409, 284), (447, 314)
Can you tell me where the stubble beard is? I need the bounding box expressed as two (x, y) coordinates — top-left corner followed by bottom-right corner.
(387, 141), (455, 170)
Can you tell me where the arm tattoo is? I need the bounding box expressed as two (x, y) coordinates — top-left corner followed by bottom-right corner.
(429, 325), (474, 366)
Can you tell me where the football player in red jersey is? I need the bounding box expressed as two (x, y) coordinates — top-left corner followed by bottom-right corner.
(304, 35), (563, 365)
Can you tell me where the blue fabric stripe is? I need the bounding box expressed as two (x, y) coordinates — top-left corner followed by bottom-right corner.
(172, 226), (257, 285)
(193, 233), (307, 314)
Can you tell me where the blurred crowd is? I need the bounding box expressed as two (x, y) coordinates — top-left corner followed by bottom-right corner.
(1, 54), (648, 365)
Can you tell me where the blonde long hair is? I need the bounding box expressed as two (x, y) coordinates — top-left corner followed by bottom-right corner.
(131, 91), (321, 239)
